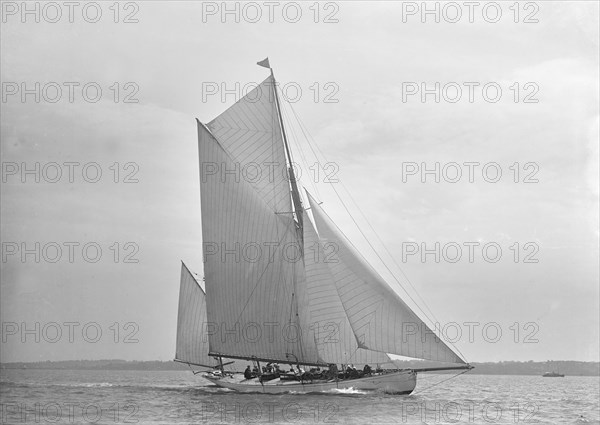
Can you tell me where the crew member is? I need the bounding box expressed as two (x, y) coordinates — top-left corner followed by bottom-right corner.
(244, 365), (252, 379)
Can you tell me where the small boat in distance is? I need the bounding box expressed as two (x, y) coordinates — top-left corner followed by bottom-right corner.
(542, 371), (564, 377)
(542, 361), (564, 377)
(174, 58), (473, 394)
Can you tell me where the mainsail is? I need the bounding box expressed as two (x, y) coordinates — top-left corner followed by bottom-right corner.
(307, 193), (465, 364)
(175, 262), (219, 369)
(197, 101), (322, 365)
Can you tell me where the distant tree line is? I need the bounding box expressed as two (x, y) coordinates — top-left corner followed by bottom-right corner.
(1, 360), (598, 376)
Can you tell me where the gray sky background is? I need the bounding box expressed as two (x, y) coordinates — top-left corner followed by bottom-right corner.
(1, 1), (598, 363)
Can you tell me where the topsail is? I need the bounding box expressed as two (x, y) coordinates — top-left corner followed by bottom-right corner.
(206, 75), (291, 214)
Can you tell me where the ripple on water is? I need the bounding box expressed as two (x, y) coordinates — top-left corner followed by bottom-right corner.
(1, 370), (598, 424)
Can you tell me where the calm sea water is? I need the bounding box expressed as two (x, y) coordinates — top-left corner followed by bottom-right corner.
(1, 369), (598, 424)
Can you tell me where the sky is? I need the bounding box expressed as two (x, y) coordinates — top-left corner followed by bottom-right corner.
(1, 1), (598, 364)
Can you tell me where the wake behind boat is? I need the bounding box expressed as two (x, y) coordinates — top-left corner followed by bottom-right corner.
(174, 58), (473, 394)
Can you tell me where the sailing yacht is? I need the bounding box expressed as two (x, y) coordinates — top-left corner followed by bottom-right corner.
(175, 59), (472, 394)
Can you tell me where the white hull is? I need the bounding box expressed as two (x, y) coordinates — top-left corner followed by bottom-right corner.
(203, 370), (417, 394)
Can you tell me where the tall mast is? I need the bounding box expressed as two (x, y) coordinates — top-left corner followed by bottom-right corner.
(270, 68), (304, 229)
(269, 66), (306, 361)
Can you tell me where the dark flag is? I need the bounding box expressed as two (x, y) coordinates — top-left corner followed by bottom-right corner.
(257, 58), (270, 69)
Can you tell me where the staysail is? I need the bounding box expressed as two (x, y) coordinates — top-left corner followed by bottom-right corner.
(175, 262), (219, 369)
(197, 119), (323, 365)
(303, 216), (393, 367)
(306, 193), (465, 364)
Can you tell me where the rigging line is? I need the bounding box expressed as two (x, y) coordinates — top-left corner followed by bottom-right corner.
(282, 112), (317, 200)
(411, 369), (470, 396)
(339, 184), (440, 326)
(272, 73), (304, 231)
(284, 104), (326, 202)
(279, 92), (468, 363)
(309, 196), (439, 331)
(275, 87), (298, 166)
(286, 255), (295, 343)
(269, 79), (279, 216)
(278, 93), (322, 201)
(286, 102), (468, 363)
(292, 261), (308, 365)
(279, 117), (312, 218)
(279, 105), (306, 195)
(187, 363), (203, 375)
(304, 139), (442, 331)
(276, 88), (307, 357)
(274, 87), (311, 364)
(268, 81), (284, 293)
(336, 178), (467, 361)
(309, 168), (442, 337)
(270, 81), (292, 303)
(344, 346), (361, 366)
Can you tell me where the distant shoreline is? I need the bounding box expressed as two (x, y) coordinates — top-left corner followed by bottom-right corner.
(1, 360), (598, 376)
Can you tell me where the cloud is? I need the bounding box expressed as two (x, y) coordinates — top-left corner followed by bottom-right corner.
(1, 1), (597, 362)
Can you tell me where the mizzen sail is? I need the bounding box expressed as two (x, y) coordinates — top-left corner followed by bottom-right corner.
(175, 262), (219, 368)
